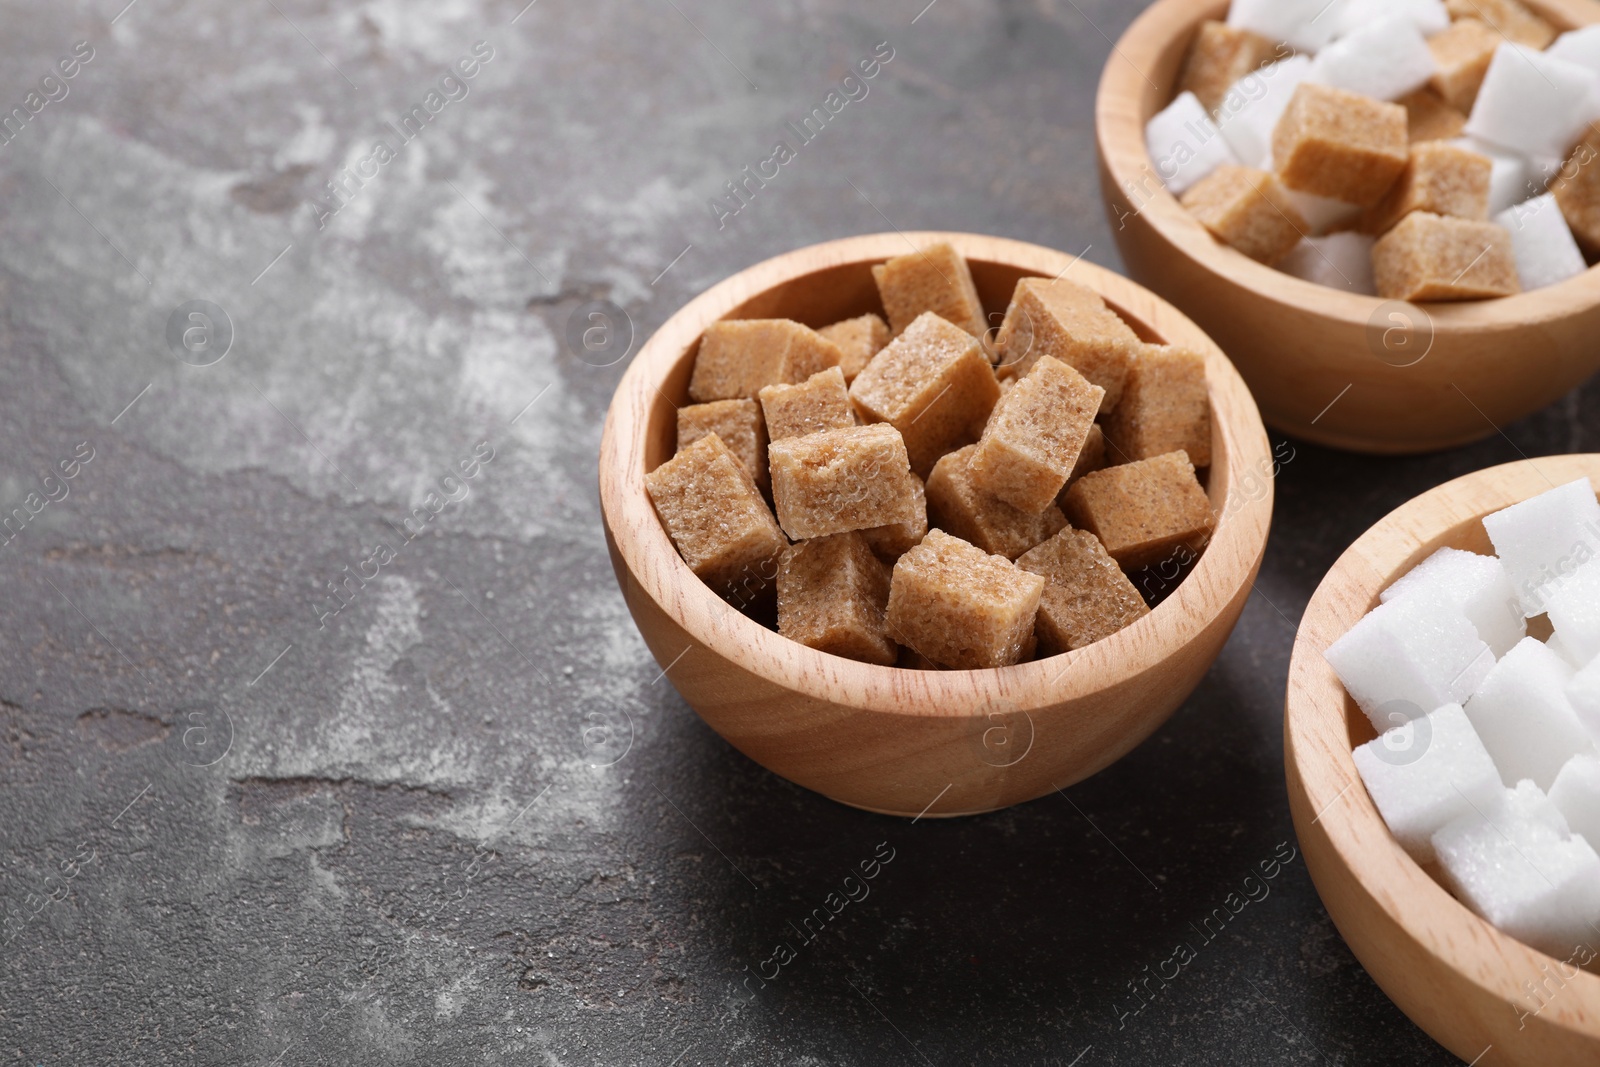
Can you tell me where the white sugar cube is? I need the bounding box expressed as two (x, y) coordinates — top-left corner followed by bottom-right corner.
(1568, 656), (1600, 735)
(1311, 15), (1436, 102)
(1278, 233), (1377, 293)
(1227, 0), (1346, 53)
(1548, 26), (1600, 76)
(1550, 631), (1586, 669)
(1216, 56), (1317, 170)
(1496, 194), (1589, 292)
(1325, 587), (1495, 733)
(1464, 44), (1600, 164)
(1434, 783), (1600, 960)
(1482, 478), (1600, 617)
(1354, 703), (1504, 862)
(1551, 754), (1600, 849)
(1283, 189), (1363, 236)
(1451, 138), (1540, 216)
(1380, 547), (1525, 658)
(1465, 637), (1594, 790)
(1335, 0), (1448, 36)
(1548, 558), (1600, 668)
(1145, 91), (1239, 195)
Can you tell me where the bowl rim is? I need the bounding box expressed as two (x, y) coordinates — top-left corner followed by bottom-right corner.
(598, 231), (1274, 719)
(1095, 0), (1600, 328)
(1285, 454), (1600, 1038)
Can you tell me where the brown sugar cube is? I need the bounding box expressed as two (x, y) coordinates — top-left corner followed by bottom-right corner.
(819, 314), (890, 383)
(1069, 424), (1108, 485)
(1552, 124), (1600, 255)
(645, 434), (788, 604)
(1272, 84), (1409, 207)
(1017, 527), (1151, 655)
(1445, 0), (1556, 49)
(1372, 211), (1521, 301)
(1180, 166), (1308, 265)
(968, 356), (1104, 515)
(768, 424), (921, 540)
(849, 311), (1001, 476)
(758, 367), (854, 441)
(1102, 344), (1211, 469)
(1063, 451), (1216, 572)
(885, 529), (1045, 670)
(776, 532), (896, 666)
(1362, 142), (1492, 235)
(1398, 87), (1467, 144)
(677, 399), (769, 491)
(862, 473), (928, 563)
(1177, 20), (1284, 114)
(927, 444), (1069, 561)
(872, 242), (987, 338)
(897, 646), (945, 671)
(688, 319), (843, 402)
(1428, 19), (1501, 113)
(991, 277), (1141, 412)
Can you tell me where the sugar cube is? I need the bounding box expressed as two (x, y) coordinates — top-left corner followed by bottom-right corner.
(1181, 165), (1309, 265)
(1277, 232), (1379, 294)
(1146, 91), (1242, 195)
(768, 424), (922, 541)
(861, 473), (927, 563)
(776, 532), (897, 666)
(1547, 558), (1600, 667)
(645, 434), (788, 604)
(688, 319), (843, 403)
(1311, 15), (1437, 103)
(1371, 212), (1520, 301)
(1362, 141), (1491, 235)
(1283, 188), (1363, 236)
(1463, 44), (1599, 165)
(1433, 783), (1600, 960)
(849, 311), (1000, 477)
(1177, 20), (1284, 114)
(1551, 124), (1600, 255)
(1428, 18), (1502, 113)
(1550, 754), (1600, 849)
(1017, 527), (1150, 655)
(1337, 0), (1450, 36)
(1102, 344), (1211, 468)
(1069, 423), (1108, 485)
(1548, 25), (1600, 75)
(1063, 451), (1216, 572)
(1451, 136), (1540, 216)
(968, 356), (1103, 515)
(885, 529), (1045, 670)
(818, 313), (890, 384)
(1481, 478), (1600, 617)
(1466, 638), (1594, 790)
(1568, 656), (1600, 737)
(927, 444), (1069, 560)
(1226, 0), (1343, 52)
(1324, 586), (1495, 732)
(1353, 702), (1504, 862)
(1380, 546), (1526, 657)
(1398, 87), (1468, 144)
(872, 242), (987, 339)
(1272, 84), (1410, 207)
(677, 398), (770, 491)
(1216, 56), (1317, 169)
(991, 277), (1141, 411)
(1445, 0), (1557, 50)
(758, 366), (854, 441)
(1496, 193), (1589, 291)
(1550, 631), (1587, 669)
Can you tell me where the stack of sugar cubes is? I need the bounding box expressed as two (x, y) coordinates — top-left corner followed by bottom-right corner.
(1143, 0), (1600, 300)
(1326, 477), (1600, 959)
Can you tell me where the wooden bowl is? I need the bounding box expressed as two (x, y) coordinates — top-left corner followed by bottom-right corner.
(1286, 455), (1600, 1065)
(1096, 0), (1600, 455)
(599, 232), (1273, 817)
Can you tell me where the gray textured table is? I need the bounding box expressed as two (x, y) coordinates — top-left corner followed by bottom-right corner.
(1, 2), (1592, 1064)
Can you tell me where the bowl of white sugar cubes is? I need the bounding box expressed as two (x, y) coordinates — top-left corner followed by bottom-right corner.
(1098, 0), (1600, 456)
(1288, 456), (1600, 1065)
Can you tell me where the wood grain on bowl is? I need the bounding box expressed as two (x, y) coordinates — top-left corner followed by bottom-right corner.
(1097, 0), (1600, 455)
(599, 232), (1273, 817)
(1286, 455), (1600, 1066)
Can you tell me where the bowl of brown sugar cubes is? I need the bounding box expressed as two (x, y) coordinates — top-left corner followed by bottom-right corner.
(1098, 0), (1600, 455)
(599, 232), (1274, 816)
